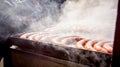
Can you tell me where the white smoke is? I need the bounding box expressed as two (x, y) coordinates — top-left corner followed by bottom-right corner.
(45, 0), (118, 41)
(0, 0), (61, 38)
(0, 0), (118, 41)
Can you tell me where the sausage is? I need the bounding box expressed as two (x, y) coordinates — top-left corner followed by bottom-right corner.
(84, 40), (97, 51)
(102, 42), (113, 53)
(51, 36), (69, 45)
(93, 41), (108, 53)
(28, 33), (42, 41)
(20, 32), (35, 39)
(40, 35), (56, 43)
(20, 32), (113, 54)
(76, 39), (88, 49)
(27, 33), (38, 40)
(61, 36), (82, 44)
(33, 34), (42, 42)
(51, 36), (82, 46)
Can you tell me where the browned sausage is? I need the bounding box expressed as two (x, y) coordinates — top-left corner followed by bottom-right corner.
(85, 40), (97, 51)
(93, 41), (108, 53)
(102, 42), (113, 53)
(76, 39), (88, 49)
(20, 32), (35, 39)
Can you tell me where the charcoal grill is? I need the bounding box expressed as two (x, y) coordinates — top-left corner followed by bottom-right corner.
(5, 36), (112, 67)
(0, 1), (120, 67)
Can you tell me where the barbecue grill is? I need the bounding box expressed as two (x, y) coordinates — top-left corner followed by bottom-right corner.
(0, 0), (120, 67)
(6, 34), (112, 67)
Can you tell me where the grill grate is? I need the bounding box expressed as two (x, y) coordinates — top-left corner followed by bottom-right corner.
(7, 36), (112, 67)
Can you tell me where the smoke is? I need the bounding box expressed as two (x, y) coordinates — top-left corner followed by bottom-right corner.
(45, 0), (118, 41)
(0, 0), (64, 39)
(0, 0), (118, 41)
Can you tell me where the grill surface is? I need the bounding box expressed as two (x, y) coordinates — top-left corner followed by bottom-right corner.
(7, 33), (112, 67)
(19, 32), (113, 54)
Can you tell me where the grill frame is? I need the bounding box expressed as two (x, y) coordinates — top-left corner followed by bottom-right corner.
(112, 0), (120, 67)
(2, 1), (120, 67)
(5, 36), (112, 67)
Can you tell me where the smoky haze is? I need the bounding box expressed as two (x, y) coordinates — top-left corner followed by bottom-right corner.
(0, 0), (118, 41)
(45, 0), (118, 41)
(0, 0), (65, 39)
